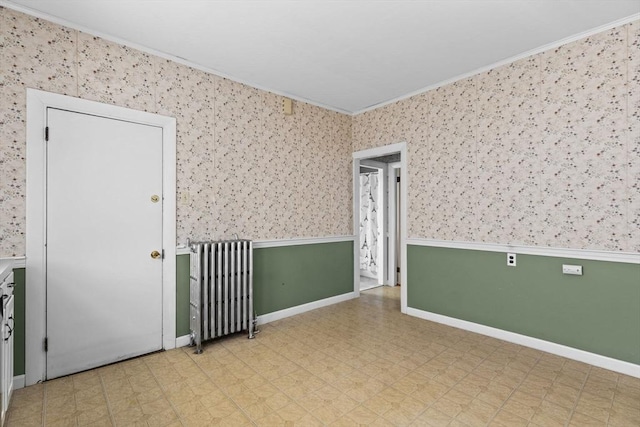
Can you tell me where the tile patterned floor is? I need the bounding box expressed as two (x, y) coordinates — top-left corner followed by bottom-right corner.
(7, 286), (640, 426)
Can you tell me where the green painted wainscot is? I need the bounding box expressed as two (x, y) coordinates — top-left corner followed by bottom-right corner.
(407, 245), (640, 364)
(177, 240), (354, 336)
(14, 240), (353, 377)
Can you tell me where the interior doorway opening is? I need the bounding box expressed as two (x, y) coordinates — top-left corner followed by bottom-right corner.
(358, 161), (385, 291)
(353, 143), (408, 313)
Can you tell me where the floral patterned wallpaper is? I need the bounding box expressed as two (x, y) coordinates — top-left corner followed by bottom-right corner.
(1, 6), (637, 256)
(354, 21), (640, 253)
(0, 7), (352, 257)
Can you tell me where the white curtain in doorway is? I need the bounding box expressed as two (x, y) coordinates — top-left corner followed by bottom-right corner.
(360, 173), (379, 275)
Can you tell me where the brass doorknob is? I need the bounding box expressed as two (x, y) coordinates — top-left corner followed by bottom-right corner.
(151, 250), (161, 259)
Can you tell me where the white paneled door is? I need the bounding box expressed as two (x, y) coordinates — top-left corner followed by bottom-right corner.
(46, 108), (164, 379)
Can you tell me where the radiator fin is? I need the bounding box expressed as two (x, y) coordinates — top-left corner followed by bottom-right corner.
(189, 240), (256, 353)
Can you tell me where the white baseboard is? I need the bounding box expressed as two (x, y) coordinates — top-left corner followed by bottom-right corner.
(175, 334), (192, 348)
(406, 307), (640, 378)
(174, 292), (356, 347)
(257, 291), (357, 325)
(13, 374), (25, 390)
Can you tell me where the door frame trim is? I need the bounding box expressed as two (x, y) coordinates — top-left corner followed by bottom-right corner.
(25, 89), (177, 386)
(387, 161), (401, 287)
(352, 142), (408, 313)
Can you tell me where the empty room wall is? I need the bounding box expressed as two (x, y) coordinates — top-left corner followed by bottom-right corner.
(0, 6), (353, 258)
(354, 22), (639, 252)
(0, 6), (354, 375)
(353, 21), (640, 364)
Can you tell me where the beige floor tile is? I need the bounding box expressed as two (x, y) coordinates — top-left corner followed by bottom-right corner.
(112, 406), (145, 425)
(162, 381), (196, 406)
(568, 411), (607, 426)
(345, 405), (379, 424)
(612, 397), (640, 415)
(580, 405), (611, 424)
(380, 396), (425, 426)
(45, 376), (75, 394)
(181, 411), (214, 427)
(8, 286), (637, 427)
(529, 398), (572, 427)
(392, 372), (433, 395)
(555, 369), (588, 389)
(411, 407), (451, 427)
(458, 351), (486, 369)
(254, 411), (286, 427)
(518, 373), (553, 399)
(329, 416), (357, 426)
(75, 405), (111, 426)
(133, 387), (165, 406)
(74, 384), (105, 402)
(363, 387), (407, 416)
(501, 390), (542, 421)
(618, 375), (640, 390)
(216, 410), (252, 426)
(78, 416), (113, 427)
(488, 409), (528, 427)
(447, 419), (470, 427)
(171, 399), (208, 420)
(103, 379), (138, 403)
(454, 398), (498, 426)
(205, 396), (240, 419)
(432, 365), (468, 388)
(472, 360), (503, 381)
(544, 383), (581, 409)
(609, 400), (640, 426)
(72, 373), (102, 390)
(46, 416), (78, 427)
(45, 399), (77, 422)
(244, 400), (273, 420)
(370, 416), (397, 426)
(475, 380), (513, 407)
(614, 386), (640, 410)
(6, 412), (43, 427)
(430, 397), (465, 419)
(108, 396), (139, 416)
(453, 372), (491, 398)
(276, 401), (308, 422)
(296, 412), (324, 426)
(309, 402), (344, 424)
(6, 399), (43, 422)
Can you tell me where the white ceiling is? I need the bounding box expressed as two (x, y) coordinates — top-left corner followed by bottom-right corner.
(4, 0), (640, 114)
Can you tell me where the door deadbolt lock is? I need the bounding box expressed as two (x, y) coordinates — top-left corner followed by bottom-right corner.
(150, 250), (161, 259)
(151, 195), (160, 203)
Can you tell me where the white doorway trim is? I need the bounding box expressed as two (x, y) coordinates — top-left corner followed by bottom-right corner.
(25, 89), (177, 386)
(387, 161), (401, 287)
(353, 142), (408, 313)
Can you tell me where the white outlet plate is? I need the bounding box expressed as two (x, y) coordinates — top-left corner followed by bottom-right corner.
(507, 253), (516, 267)
(562, 264), (583, 275)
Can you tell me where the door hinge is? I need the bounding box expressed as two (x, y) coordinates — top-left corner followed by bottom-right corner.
(397, 267), (400, 273)
(396, 176), (400, 183)
(45, 126), (49, 142)
(44, 337), (48, 352)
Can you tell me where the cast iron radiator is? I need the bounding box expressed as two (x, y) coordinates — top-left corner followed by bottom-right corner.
(189, 240), (257, 353)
